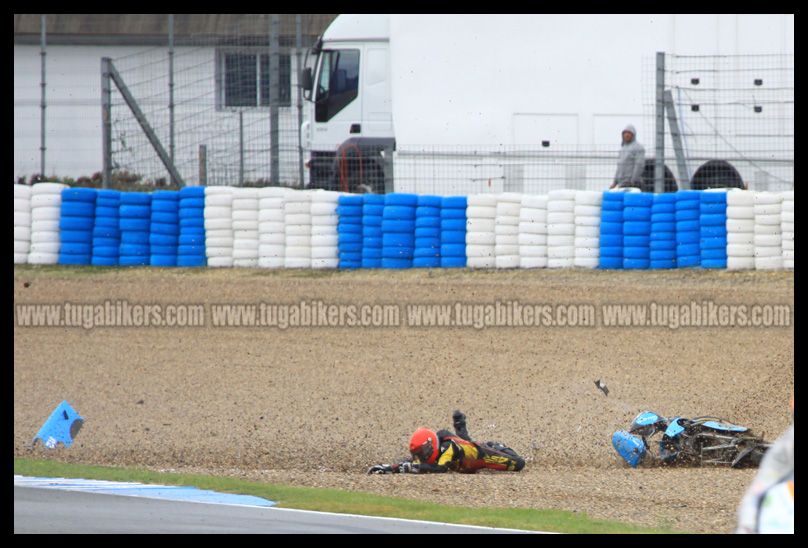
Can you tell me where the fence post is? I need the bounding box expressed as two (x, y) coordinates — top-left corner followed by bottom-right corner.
(101, 58), (112, 188)
(269, 14), (280, 185)
(654, 51), (665, 194)
(168, 14), (176, 185)
(296, 14), (304, 189)
(664, 89), (691, 189)
(40, 15), (46, 180)
(199, 144), (207, 186)
(239, 110), (244, 185)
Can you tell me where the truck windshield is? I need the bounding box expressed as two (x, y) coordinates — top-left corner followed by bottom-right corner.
(315, 49), (360, 122)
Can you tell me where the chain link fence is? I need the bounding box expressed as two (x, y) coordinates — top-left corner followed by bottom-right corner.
(642, 52), (793, 192)
(107, 14), (334, 187)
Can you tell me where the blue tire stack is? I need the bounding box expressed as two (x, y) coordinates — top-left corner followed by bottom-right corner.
(118, 192), (151, 266)
(58, 187), (97, 265)
(92, 189), (121, 266)
(599, 192), (625, 269)
(177, 187), (206, 267)
(675, 190), (701, 268)
(413, 195), (442, 268)
(361, 194), (384, 268)
(150, 191), (180, 267)
(622, 193), (652, 269)
(439, 196), (467, 268)
(337, 194), (363, 269)
(649, 193), (677, 269)
(381, 193), (418, 269)
(700, 191), (728, 268)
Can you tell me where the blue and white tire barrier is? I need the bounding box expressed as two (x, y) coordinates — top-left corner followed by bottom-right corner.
(381, 193), (417, 269)
(177, 186), (206, 267)
(59, 187), (97, 266)
(205, 186), (235, 268)
(361, 194), (384, 268)
(310, 190), (340, 269)
(257, 186), (288, 269)
(337, 194), (363, 269)
(649, 192), (677, 269)
(14, 183), (796, 272)
(28, 182), (67, 264)
(699, 190), (728, 269)
(284, 190), (312, 269)
(232, 188), (259, 268)
(466, 194), (497, 269)
(547, 189), (577, 268)
(573, 191), (602, 269)
(495, 193), (521, 269)
(519, 194), (548, 269)
(782, 191), (794, 270)
(91, 189), (121, 267)
(754, 192), (783, 270)
(726, 189), (756, 270)
(599, 191), (625, 269)
(14, 184), (32, 264)
(413, 195), (442, 268)
(622, 192), (652, 269)
(118, 192), (151, 267)
(440, 196), (467, 268)
(675, 190), (701, 268)
(149, 191), (180, 267)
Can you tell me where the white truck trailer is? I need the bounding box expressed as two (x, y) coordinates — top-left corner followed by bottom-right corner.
(299, 14), (793, 193)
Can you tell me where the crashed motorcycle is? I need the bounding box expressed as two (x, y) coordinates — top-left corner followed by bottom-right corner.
(612, 411), (771, 468)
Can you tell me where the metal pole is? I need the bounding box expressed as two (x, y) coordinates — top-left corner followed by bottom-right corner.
(664, 89), (691, 189)
(101, 58), (112, 188)
(296, 14), (304, 189)
(654, 51), (665, 194)
(239, 110), (244, 185)
(199, 144), (207, 186)
(168, 14), (176, 185)
(107, 60), (184, 186)
(269, 14), (280, 185)
(40, 15), (46, 179)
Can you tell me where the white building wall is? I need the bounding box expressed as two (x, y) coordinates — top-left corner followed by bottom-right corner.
(15, 43), (304, 184)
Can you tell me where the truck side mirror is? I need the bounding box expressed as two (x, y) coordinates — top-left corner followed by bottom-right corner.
(300, 68), (313, 92)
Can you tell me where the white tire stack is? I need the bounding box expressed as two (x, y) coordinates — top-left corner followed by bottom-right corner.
(28, 182), (67, 264)
(14, 185), (32, 264)
(494, 193), (522, 268)
(573, 191), (602, 268)
(284, 190), (312, 268)
(258, 186), (289, 268)
(518, 195), (548, 269)
(546, 189), (577, 268)
(310, 190), (340, 269)
(465, 194), (497, 268)
(231, 187), (259, 268)
(726, 190), (756, 270)
(781, 191), (794, 270)
(753, 191), (783, 270)
(204, 186), (235, 268)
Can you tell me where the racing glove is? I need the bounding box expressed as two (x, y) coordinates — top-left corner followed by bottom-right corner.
(367, 464), (396, 474)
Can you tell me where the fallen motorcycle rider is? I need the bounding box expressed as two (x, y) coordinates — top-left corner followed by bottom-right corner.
(367, 410), (526, 474)
(612, 411), (770, 468)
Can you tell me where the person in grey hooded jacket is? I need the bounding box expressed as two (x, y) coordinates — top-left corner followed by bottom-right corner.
(610, 125), (645, 189)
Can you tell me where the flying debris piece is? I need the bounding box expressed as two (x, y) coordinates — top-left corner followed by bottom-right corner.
(31, 400), (84, 449)
(595, 379), (609, 396)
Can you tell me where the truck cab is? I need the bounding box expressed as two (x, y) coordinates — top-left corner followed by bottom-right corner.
(301, 14), (393, 193)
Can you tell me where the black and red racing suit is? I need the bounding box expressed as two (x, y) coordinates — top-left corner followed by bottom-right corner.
(406, 414), (525, 474)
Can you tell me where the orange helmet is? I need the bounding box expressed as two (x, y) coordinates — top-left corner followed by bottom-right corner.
(409, 427), (439, 464)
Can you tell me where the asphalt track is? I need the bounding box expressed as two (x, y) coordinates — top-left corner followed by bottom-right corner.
(14, 487), (542, 534)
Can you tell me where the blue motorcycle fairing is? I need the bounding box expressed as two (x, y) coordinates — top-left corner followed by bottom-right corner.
(702, 420), (748, 433)
(664, 417), (686, 438)
(630, 411), (666, 437)
(612, 431), (647, 468)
